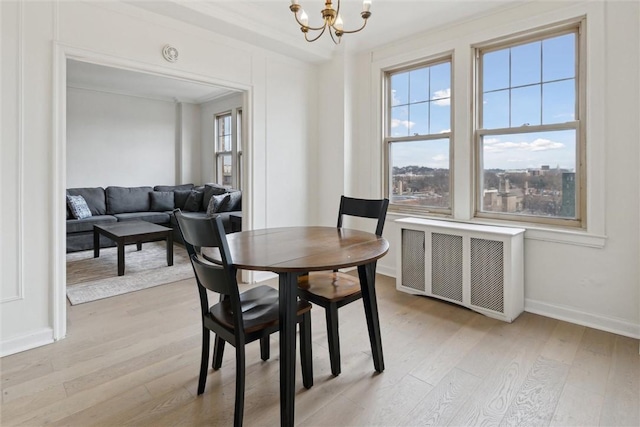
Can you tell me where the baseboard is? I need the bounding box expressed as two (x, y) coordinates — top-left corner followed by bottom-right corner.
(1, 327), (55, 358)
(376, 264), (396, 278)
(525, 299), (640, 339)
(251, 270), (278, 283)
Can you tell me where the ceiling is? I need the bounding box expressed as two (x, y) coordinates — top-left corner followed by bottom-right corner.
(66, 60), (238, 104)
(68, 1), (524, 101)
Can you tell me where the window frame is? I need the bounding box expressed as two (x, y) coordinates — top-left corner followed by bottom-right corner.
(383, 55), (455, 216)
(473, 21), (586, 228)
(214, 108), (243, 190)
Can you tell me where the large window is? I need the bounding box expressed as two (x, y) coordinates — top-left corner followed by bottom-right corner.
(385, 58), (452, 213)
(476, 24), (584, 226)
(215, 108), (243, 189)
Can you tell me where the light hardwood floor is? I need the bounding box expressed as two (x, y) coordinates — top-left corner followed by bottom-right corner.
(1, 274), (639, 426)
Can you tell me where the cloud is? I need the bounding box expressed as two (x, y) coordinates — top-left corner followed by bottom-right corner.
(391, 118), (415, 129)
(432, 88), (450, 106)
(391, 89), (402, 106)
(484, 137), (564, 153)
(432, 154), (446, 162)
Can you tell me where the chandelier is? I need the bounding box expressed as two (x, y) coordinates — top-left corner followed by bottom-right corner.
(289, 0), (372, 44)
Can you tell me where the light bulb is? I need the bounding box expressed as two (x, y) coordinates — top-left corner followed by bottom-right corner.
(291, 0), (299, 5)
(335, 14), (344, 31)
(363, 0), (372, 12)
(300, 10), (309, 27)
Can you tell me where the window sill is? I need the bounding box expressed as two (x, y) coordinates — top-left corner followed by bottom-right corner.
(387, 211), (607, 248)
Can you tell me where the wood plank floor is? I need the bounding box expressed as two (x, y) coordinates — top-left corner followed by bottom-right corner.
(1, 273), (639, 426)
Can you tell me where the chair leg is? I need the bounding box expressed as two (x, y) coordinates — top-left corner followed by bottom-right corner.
(197, 327), (210, 395)
(325, 303), (341, 376)
(212, 335), (225, 370)
(233, 344), (246, 427)
(260, 336), (270, 361)
(300, 311), (313, 389)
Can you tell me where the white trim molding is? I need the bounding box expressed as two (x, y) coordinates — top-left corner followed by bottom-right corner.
(525, 298), (640, 340)
(0, 328), (54, 358)
(1, 0), (25, 304)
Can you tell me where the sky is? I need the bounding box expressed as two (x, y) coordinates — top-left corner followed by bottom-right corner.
(390, 32), (577, 172)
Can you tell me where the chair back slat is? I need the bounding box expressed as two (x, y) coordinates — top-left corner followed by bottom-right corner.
(190, 254), (234, 296)
(337, 196), (389, 236)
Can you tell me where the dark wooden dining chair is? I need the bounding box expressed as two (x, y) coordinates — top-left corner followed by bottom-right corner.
(297, 196), (389, 376)
(173, 209), (313, 427)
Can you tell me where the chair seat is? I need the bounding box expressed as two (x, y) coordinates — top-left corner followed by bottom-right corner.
(298, 272), (362, 303)
(210, 285), (312, 334)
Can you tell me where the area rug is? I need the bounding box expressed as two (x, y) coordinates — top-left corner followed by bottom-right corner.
(66, 241), (193, 305)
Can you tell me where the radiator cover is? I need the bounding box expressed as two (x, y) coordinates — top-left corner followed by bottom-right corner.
(396, 218), (525, 322)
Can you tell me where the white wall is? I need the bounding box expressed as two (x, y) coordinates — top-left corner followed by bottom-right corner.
(66, 87), (177, 187)
(178, 102), (202, 185)
(0, 0), (317, 356)
(344, 0), (640, 338)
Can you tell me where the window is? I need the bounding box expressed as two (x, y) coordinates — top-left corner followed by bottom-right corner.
(475, 24), (584, 227)
(215, 108), (243, 189)
(384, 58), (453, 213)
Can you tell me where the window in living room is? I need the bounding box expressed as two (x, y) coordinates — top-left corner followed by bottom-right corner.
(215, 108), (242, 189)
(384, 57), (453, 215)
(475, 23), (584, 227)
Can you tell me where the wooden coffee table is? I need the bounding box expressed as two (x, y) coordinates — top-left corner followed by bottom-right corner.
(93, 221), (173, 276)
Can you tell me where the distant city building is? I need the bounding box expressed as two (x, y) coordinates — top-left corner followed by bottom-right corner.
(560, 172), (576, 217)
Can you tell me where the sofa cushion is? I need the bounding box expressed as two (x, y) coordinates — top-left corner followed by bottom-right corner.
(153, 184), (194, 192)
(66, 215), (117, 233)
(222, 190), (242, 212)
(183, 190), (204, 212)
(206, 193), (231, 217)
(203, 183), (231, 211)
(106, 186), (153, 214)
(66, 195), (92, 219)
(113, 212), (171, 224)
(150, 191), (174, 211)
(173, 190), (191, 210)
(67, 187), (107, 215)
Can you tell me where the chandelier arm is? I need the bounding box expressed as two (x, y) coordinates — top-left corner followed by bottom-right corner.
(329, 28), (341, 45)
(292, 12), (327, 32)
(332, 16), (369, 35)
(304, 24), (329, 43)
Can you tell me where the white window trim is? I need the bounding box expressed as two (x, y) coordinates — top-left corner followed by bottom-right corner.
(370, 1), (606, 248)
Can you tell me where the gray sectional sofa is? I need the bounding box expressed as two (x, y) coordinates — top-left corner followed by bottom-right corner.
(66, 183), (241, 253)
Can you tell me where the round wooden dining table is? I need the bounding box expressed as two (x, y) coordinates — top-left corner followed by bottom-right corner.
(208, 226), (389, 426)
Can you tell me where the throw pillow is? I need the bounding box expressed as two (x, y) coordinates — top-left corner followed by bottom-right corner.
(183, 190), (204, 212)
(173, 190), (191, 210)
(149, 191), (174, 211)
(66, 195), (92, 219)
(222, 190), (242, 212)
(206, 193), (231, 217)
(203, 183), (230, 211)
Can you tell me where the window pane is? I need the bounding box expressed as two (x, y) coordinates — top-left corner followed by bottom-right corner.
(483, 89), (509, 129)
(390, 139), (450, 209)
(511, 85), (541, 127)
(391, 106), (410, 137)
(391, 72), (409, 106)
(430, 101), (450, 134)
(543, 80), (575, 124)
(409, 102), (428, 136)
(480, 129), (576, 219)
(543, 33), (575, 81)
(430, 62), (451, 102)
(409, 68), (429, 103)
(483, 49), (509, 92)
(219, 154), (232, 187)
(511, 41), (541, 87)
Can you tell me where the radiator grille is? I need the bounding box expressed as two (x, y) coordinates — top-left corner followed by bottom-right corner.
(470, 238), (504, 313)
(431, 233), (463, 302)
(401, 229), (425, 291)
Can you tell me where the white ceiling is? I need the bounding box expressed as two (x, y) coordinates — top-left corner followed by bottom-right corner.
(68, 1), (524, 101)
(66, 60), (238, 104)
